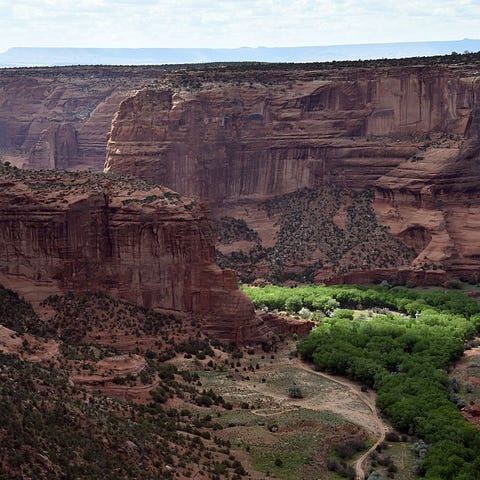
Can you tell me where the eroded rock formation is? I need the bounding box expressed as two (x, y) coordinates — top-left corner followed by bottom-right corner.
(0, 165), (265, 342)
(0, 67), (171, 170)
(105, 65), (480, 283)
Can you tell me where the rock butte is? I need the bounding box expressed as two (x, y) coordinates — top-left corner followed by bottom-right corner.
(0, 166), (272, 343)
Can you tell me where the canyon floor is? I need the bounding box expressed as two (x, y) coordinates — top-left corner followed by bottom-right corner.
(173, 339), (427, 480)
(2, 283), (480, 479)
(0, 285), (430, 480)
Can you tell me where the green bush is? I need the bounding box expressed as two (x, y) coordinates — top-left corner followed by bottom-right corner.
(288, 384), (304, 399)
(285, 295), (303, 313)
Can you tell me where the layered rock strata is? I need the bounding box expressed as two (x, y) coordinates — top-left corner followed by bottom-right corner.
(105, 66), (480, 282)
(0, 165), (265, 342)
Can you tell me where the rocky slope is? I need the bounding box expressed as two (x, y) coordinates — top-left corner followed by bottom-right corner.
(105, 64), (480, 283)
(0, 164), (266, 342)
(0, 287), (256, 480)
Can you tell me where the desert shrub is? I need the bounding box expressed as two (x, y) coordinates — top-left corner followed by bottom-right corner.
(327, 458), (355, 479)
(367, 472), (386, 480)
(385, 431), (400, 442)
(288, 384), (304, 399)
(335, 437), (367, 459)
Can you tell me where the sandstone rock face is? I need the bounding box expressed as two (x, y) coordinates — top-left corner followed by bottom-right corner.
(0, 165), (263, 343)
(0, 67), (169, 170)
(105, 65), (480, 283)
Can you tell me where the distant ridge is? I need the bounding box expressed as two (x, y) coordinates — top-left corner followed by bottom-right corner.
(1, 39), (480, 67)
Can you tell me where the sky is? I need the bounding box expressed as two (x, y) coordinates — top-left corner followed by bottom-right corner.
(0, 0), (479, 53)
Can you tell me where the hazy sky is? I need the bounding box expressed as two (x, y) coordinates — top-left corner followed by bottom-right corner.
(0, 0), (479, 52)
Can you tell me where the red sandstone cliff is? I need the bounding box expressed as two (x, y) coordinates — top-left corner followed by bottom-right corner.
(2, 63), (479, 284)
(104, 66), (480, 283)
(0, 67), (172, 170)
(0, 165), (267, 343)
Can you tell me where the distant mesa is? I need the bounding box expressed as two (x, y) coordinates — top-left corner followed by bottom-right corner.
(1, 39), (480, 66)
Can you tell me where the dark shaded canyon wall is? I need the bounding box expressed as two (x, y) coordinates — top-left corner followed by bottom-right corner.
(0, 166), (265, 342)
(105, 66), (480, 282)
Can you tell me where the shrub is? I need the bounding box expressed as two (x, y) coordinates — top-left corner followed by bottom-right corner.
(288, 384), (304, 399)
(298, 307), (312, 319)
(385, 431), (400, 442)
(285, 296), (303, 313)
(335, 437), (367, 459)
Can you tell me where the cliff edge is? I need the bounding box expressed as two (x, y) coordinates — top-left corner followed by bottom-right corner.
(0, 165), (265, 342)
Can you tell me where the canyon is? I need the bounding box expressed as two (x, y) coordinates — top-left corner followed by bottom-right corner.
(1, 58), (480, 480)
(1, 58), (480, 290)
(0, 66), (171, 170)
(104, 62), (480, 283)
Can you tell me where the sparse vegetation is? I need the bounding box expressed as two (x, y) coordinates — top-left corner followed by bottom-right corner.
(214, 216), (260, 245)
(288, 383), (304, 399)
(218, 187), (416, 282)
(0, 163), (196, 211)
(0, 352), (248, 479)
(0, 288), (255, 479)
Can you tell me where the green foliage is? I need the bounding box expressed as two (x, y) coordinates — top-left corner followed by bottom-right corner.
(297, 307), (312, 320)
(331, 309), (354, 320)
(287, 285), (480, 480)
(243, 284), (480, 318)
(285, 295), (303, 313)
(310, 295), (339, 315)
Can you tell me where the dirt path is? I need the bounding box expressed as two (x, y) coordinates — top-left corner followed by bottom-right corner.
(251, 407), (299, 417)
(290, 358), (387, 480)
(195, 346), (390, 479)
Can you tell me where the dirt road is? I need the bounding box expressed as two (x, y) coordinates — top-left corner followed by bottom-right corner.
(291, 358), (387, 480)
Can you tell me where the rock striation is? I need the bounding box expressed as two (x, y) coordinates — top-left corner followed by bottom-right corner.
(0, 165), (265, 343)
(105, 65), (480, 283)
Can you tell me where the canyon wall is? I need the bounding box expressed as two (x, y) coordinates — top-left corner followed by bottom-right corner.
(0, 66), (170, 170)
(0, 165), (265, 342)
(2, 63), (479, 284)
(105, 65), (480, 283)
